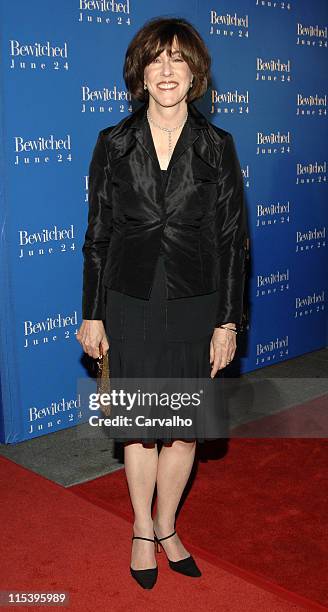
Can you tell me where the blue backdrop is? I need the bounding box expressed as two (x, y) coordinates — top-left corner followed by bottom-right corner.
(0, 0), (327, 442)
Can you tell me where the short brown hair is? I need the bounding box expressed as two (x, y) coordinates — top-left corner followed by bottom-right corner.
(123, 17), (212, 103)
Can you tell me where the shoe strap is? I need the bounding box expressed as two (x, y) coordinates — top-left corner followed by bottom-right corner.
(156, 530), (176, 542)
(132, 535), (155, 543)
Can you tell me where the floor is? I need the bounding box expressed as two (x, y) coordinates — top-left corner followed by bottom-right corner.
(1, 347), (327, 487)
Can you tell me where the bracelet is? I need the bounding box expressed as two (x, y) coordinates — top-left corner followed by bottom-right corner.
(218, 325), (237, 334)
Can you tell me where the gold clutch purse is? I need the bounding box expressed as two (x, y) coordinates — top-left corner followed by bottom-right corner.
(96, 346), (111, 417)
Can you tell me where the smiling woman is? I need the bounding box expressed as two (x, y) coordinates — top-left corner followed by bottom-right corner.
(146, 46), (190, 99)
(123, 17), (211, 102)
(77, 15), (248, 590)
(123, 21), (210, 172)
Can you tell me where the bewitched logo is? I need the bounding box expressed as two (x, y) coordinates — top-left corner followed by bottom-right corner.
(295, 291), (325, 318)
(10, 39), (68, 57)
(81, 84), (131, 113)
(209, 10), (248, 37)
(9, 39), (69, 70)
(257, 131), (291, 155)
(297, 22), (328, 47)
(210, 10), (248, 27)
(297, 94), (327, 116)
(296, 161), (327, 184)
(256, 57), (291, 82)
(18, 224), (75, 259)
(23, 311), (78, 348)
(297, 94), (327, 106)
(14, 134), (72, 166)
(210, 89), (249, 115)
(256, 335), (289, 363)
(257, 269), (290, 289)
(256, 200), (290, 227)
(296, 226), (326, 253)
(28, 395), (81, 434)
(78, 0), (130, 22)
(297, 23), (327, 38)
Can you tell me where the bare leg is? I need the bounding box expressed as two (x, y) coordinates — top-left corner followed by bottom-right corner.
(124, 441), (158, 570)
(153, 439), (196, 561)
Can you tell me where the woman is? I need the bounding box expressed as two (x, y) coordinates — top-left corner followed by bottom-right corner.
(77, 17), (248, 589)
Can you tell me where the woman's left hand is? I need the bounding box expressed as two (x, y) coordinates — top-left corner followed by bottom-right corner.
(210, 327), (237, 378)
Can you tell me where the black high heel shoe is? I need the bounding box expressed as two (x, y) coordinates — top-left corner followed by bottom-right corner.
(130, 535), (158, 589)
(154, 530), (202, 577)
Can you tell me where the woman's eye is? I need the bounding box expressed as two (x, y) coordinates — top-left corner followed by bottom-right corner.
(150, 56), (184, 64)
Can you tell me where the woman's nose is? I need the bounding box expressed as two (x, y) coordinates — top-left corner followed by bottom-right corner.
(161, 61), (173, 76)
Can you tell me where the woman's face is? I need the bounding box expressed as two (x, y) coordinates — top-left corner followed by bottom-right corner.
(144, 38), (193, 108)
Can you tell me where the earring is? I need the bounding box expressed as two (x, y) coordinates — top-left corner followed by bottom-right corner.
(144, 82), (147, 90)
(190, 79), (193, 88)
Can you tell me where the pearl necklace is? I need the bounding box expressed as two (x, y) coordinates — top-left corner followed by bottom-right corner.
(147, 108), (188, 163)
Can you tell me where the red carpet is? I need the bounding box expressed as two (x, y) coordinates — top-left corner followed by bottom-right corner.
(231, 393), (328, 437)
(70, 435), (328, 609)
(0, 456), (313, 612)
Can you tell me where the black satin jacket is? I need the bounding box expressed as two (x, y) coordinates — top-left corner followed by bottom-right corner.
(82, 101), (249, 330)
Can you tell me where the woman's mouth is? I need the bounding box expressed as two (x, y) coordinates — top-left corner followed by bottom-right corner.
(157, 82), (179, 91)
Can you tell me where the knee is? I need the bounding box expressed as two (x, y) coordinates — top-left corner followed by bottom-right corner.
(170, 439), (196, 453)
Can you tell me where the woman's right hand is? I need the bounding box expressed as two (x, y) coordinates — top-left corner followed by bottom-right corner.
(76, 320), (109, 359)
